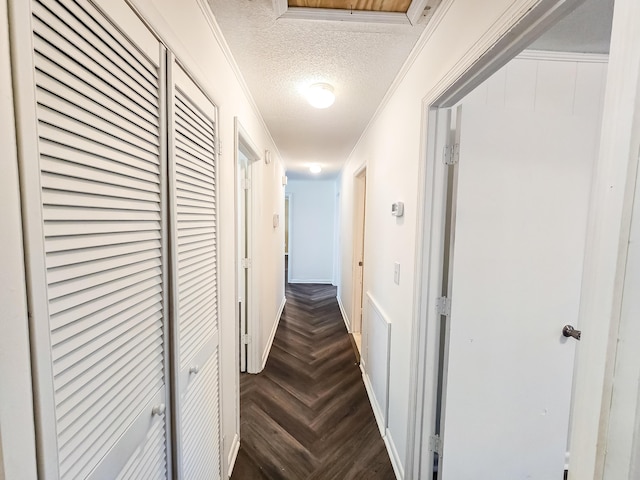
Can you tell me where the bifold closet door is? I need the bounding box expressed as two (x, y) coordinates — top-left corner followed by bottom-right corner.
(168, 58), (222, 480)
(28, 0), (170, 478)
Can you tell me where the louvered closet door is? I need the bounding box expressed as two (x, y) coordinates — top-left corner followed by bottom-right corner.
(169, 59), (222, 480)
(31, 0), (170, 478)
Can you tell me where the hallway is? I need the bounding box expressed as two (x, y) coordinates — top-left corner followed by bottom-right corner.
(231, 282), (394, 479)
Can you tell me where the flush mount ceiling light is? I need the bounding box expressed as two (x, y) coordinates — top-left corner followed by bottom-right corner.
(306, 83), (335, 109)
(309, 164), (322, 174)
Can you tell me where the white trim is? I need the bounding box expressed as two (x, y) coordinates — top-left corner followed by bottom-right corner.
(351, 165), (367, 335)
(273, 0), (287, 17)
(337, 295), (351, 332)
(383, 429), (404, 480)
(261, 297), (286, 371)
(235, 119), (262, 377)
(575, 1), (640, 478)
(407, 0), (441, 26)
(9, 0), (59, 475)
(278, 7), (410, 24)
(1, 0), (38, 475)
(226, 433), (240, 479)
(158, 45), (174, 480)
(518, 49), (609, 63)
(274, 0), (435, 25)
(288, 278), (334, 284)
(406, 0), (429, 25)
(362, 371), (386, 436)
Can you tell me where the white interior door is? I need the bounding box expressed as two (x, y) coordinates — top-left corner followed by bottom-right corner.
(353, 169), (366, 335)
(238, 153), (248, 372)
(27, 0), (170, 477)
(439, 100), (595, 478)
(169, 58), (221, 480)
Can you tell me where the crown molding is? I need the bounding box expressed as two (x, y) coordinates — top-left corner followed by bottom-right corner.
(517, 49), (609, 63)
(194, 0), (285, 163)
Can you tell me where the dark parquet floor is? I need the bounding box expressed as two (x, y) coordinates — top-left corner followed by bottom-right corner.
(231, 274), (395, 479)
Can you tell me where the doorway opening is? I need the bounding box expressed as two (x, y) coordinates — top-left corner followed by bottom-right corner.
(352, 165), (367, 354)
(285, 193), (291, 284)
(235, 119), (261, 374)
(410, 0), (615, 478)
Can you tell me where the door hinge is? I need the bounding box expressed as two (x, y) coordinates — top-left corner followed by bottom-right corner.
(241, 258), (252, 268)
(242, 178), (251, 190)
(241, 334), (251, 344)
(436, 296), (451, 316)
(443, 143), (459, 165)
(429, 434), (443, 455)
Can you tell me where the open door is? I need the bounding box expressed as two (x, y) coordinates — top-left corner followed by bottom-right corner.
(238, 151), (249, 372)
(235, 120), (261, 374)
(352, 167), (367, 351)
(438, 95), (595, 477)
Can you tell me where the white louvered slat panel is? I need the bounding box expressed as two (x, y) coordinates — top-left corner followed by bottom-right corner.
(170, 61), (221, 479)
(116, 419), (167, 480)
(182, 347), (221, 480)
(173, 86), (218, 370)
(31, 0), (168, 478)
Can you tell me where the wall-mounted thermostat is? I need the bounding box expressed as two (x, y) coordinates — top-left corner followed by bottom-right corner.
(391, 202), (404, 217)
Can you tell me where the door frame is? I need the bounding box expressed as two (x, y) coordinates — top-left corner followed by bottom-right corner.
(234, 118), (262, 375)
(285, 193), (291, 282)
(351, 163), (367, 334)
(406, 0), (640, 478)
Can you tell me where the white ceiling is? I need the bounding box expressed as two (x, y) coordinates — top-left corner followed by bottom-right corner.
(206, 0), (429, 179)
(207, 0), (615, 180)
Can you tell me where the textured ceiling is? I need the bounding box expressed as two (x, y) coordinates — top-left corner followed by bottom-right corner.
(207, 0), (428, 179)
(208, 0), (614, 180)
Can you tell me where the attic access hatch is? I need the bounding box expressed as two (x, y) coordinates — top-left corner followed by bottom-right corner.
(273, 0), (440, 24)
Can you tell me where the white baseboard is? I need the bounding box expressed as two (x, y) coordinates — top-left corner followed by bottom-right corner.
(361, 367), (403, 479)
(337, 295), (351, 332)
(362, 370), (386, 437)
(383, 428), (404, 480)
(227, 433), (240, 479)
(261, 296), (286, 370)
(288, 278), (333, 284)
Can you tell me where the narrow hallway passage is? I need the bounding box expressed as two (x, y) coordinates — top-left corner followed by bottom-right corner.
(231, 280), (394, 479)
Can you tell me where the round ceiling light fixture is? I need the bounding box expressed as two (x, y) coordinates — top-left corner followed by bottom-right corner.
(306, 83), (335, 109)
(309, 164), (322, 174)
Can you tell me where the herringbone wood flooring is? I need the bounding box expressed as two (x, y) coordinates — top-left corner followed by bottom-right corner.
(231, 280), (395, 480)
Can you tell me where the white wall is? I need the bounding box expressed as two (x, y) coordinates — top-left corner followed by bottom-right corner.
(336, 0), (609, 474)
(2, 0), (286, 476)
(256, 157), (287, 369)
(0, 0), (38, 477)
(285, 179), (336, 284)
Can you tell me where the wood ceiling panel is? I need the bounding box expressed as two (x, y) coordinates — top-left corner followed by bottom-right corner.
(288, 0), (412, 14)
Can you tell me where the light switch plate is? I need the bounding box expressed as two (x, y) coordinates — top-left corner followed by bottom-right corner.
(394, 262), (400, 285)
